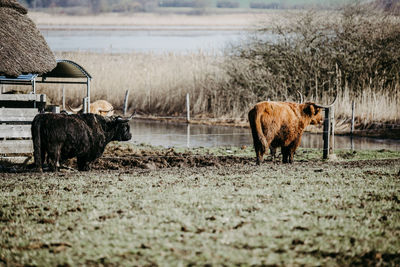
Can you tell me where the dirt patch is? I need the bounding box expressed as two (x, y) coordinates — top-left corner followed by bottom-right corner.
(1, 144), (399, 173)
(89, 147), (254, 171)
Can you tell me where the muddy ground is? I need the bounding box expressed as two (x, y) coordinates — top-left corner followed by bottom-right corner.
(1, 143), (399, 174)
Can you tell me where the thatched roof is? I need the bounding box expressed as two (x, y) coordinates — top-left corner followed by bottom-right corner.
(0, 0), (56, 77)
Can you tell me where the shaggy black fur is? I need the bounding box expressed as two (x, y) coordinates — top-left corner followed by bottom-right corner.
(31, 113), (131, 172)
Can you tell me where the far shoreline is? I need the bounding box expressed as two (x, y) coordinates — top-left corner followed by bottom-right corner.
(29, 10), (305, 28)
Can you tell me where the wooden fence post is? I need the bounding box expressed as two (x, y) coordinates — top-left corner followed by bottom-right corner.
(323, 108), (330, 160)
(351, 101), (355, 135)
(329, 105), (335, 155)
(351, 101), (355, 150)
(186, 93), (190, 123)
(123, 90), (130, 116)
(186, 124), (191, 148)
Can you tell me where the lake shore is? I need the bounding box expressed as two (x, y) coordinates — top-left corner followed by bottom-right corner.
(29, 10), (300, 28)
(123, 114), (400, 140)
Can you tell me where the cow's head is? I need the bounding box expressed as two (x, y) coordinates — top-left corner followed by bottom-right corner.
(302, 93), (337, 125)
(104, 113), (136, 142)
(107, 116), (131, 141)
(303, 102), (323, 125)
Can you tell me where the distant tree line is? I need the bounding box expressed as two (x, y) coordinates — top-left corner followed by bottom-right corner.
(19, 0), (158, 12)
(18, 0), (400, 14)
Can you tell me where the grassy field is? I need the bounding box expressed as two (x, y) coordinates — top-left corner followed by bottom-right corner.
(1, 145), (400, 266)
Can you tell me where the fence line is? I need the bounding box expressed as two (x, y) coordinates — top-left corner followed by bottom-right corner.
(134, 116), (399, 128)
(129, 129), (399, 137)
(130, 133), (251, 137)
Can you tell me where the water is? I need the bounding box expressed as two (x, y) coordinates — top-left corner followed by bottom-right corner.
(39, 26), (399, 150)
(39, 26), (247, 53)
(129, 120), (400, 151)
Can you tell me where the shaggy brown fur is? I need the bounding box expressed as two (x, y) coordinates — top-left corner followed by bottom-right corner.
(69, 100), (114, 116)
(248, 101), (323, 164)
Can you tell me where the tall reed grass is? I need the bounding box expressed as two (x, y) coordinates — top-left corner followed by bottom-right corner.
(40, 51), (224, 116)
(16, 5), (400, 128)
(31, 50), (398, 127)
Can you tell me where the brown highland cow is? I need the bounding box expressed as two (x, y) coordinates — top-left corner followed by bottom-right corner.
(248, 101), (325, 164)
(69, 100), (114, 116)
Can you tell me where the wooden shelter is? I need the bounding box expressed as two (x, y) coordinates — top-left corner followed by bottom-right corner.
(0, 61), (92, 155)
(0, 1), (92, 156)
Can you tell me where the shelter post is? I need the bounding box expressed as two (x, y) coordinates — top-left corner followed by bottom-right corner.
(62, 86), (65, 111)
(86, 78), (91, 113)
(83, 98), (88, 114)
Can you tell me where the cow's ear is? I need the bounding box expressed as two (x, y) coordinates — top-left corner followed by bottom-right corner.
(313, 104), (322, 115)
(303, 103), (315, 117)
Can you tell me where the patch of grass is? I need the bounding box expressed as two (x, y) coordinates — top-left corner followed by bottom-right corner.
(1, 146), (399, 265)
(117, 143), (400, 161)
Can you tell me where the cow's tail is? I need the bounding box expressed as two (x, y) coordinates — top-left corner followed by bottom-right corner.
(248, 107), (268, 154)
(31, 117), (42, 172)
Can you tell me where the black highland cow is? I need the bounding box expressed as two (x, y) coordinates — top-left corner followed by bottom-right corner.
(31, 113), (132, 172)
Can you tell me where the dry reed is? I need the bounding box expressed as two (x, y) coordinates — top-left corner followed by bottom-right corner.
(4, 8), (398, 129)
(38, 51), (223, 116)
(28, 12), (272, 27)
(24, 50), (397, 127)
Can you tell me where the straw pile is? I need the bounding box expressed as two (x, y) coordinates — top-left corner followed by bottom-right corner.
(0, 0), (56, 77)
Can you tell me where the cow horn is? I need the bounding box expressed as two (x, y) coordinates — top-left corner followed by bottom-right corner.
(314, 91), (338, 109)
(67, 104), (82, 113)
(127, 111), (137, 120)
(296, 90), (304, 103)
(116, 111), (136, 123)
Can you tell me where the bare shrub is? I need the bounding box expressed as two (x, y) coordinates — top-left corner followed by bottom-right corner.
(217, 4), (400, 122)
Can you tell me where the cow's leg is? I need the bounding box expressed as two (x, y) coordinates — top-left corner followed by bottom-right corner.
(41, 147), (46, 167)
(258, 131), (275, 164)
(251, 131), (266, 165)
(41, 143), (48, 169)
(281, 146), (290, 163)
(256, 148), (264, 165)
(250, 126), (265, 165)
(269, 146), (277, 161)
(288, 137), (302, 164)
(77, 156), (90, 171)
(46, 152), (57, 172)
(47, 145), (61, 171)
